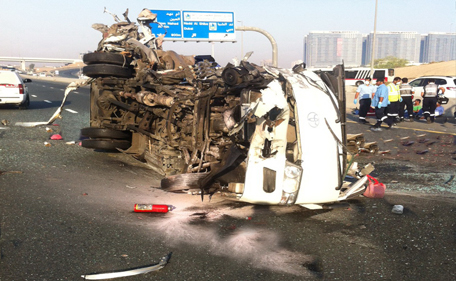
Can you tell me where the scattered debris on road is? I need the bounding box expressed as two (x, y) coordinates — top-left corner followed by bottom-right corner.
(363, 175), (386, 198)
(14, 80), (92, 127)
(391, 205), (404, 215)
(50, 134), (63, 140)
(0, 170), (23, 176)
(81, 252), (171, 280)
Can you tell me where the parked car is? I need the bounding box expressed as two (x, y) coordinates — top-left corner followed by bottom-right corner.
(0, 70), (32, 109)
(409, 76), (456, 99)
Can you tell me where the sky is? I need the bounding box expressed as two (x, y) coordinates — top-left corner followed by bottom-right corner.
(0, 0), (455, 68)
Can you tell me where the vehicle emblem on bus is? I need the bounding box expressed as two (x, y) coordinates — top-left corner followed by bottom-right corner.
(307, 112), (319, 128)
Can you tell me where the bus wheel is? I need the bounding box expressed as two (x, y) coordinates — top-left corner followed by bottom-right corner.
(355, 81), (364, 86)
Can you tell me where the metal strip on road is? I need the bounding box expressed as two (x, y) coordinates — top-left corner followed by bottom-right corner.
(65, 108), (78, 114)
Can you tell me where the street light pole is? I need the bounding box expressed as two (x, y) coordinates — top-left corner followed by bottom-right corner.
(237, 20), (244, 58)
(370, 0), (378, 79)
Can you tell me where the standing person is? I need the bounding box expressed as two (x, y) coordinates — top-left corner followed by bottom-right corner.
(421, 79), (445, 123)
(399, 77), (415, 121)
(354, 78), (375, 124)
(386, 77), (402, 125)
(370, 78), (393, 131)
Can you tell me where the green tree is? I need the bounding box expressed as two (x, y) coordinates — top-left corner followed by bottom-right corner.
(374, 56), (408, 69)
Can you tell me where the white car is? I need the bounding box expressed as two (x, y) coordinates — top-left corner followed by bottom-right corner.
(0, 71), (32, 109)
(409, 76), (456, 99)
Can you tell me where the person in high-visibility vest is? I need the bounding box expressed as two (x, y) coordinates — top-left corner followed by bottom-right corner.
(386, 77), (402, 125)
(421, 78), (445, 123)
(399, 77), (415, 121)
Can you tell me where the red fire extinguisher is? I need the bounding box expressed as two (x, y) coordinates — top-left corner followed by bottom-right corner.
(134, 204), (175, 213)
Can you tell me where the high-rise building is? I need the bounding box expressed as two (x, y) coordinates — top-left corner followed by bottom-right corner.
(304, 31), (363, 68)
(422, 33), (456, 63)
(361, 35), (368, 66)
(365, 31), (421, 64)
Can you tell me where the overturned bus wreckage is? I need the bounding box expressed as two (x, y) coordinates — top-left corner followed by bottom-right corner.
(79, 8), (373, 209)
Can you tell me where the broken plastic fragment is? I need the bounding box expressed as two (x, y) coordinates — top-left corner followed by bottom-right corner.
(416, 150), (429, 155)
(81, 253), (171, 280)
(402, 141), (415, 146)
(50, 134), (63, 140)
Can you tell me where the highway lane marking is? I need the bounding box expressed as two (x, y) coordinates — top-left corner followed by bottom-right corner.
(347, 120), (456, 136)
(44, 100), (52, 103)
(50, 87), (54, 89)
(60, 89), (64, 91)
(65, 109), (78, 114)
(42, 85), (46, 87)
(31, 95), (37, 97)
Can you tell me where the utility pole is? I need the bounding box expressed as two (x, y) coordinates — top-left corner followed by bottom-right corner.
(237, 21), (244, 58)
(370, 0), (378, 79)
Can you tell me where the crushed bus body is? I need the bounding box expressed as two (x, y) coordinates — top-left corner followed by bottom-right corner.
(77, 8), (373, 209)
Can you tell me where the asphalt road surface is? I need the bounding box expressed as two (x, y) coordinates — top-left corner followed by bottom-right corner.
(0, 80), (455, 280)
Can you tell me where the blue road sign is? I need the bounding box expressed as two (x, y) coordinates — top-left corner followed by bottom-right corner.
(150, 10), (235, 41)
(150, 10), (182, 39)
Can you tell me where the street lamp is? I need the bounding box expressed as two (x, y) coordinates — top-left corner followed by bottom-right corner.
(237, 20), (244, 59)
(370, 0), (378, 79)
(369, 0), (378, 79)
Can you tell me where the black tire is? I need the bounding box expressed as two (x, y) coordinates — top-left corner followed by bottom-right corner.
(18, 96), (30, 110)
(80, 127), (131, 139)
(222, 68), (243, 86)
(83, 53), (132, 66)
(83, 64), (133, 78)
(355, 80), (364, 87)
(81, 139), (131, 150)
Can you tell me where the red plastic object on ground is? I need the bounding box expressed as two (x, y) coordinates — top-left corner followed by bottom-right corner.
(363, 175), (386, 198)
(50, 134), (63, 140)
(134, 204), (173, 213)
